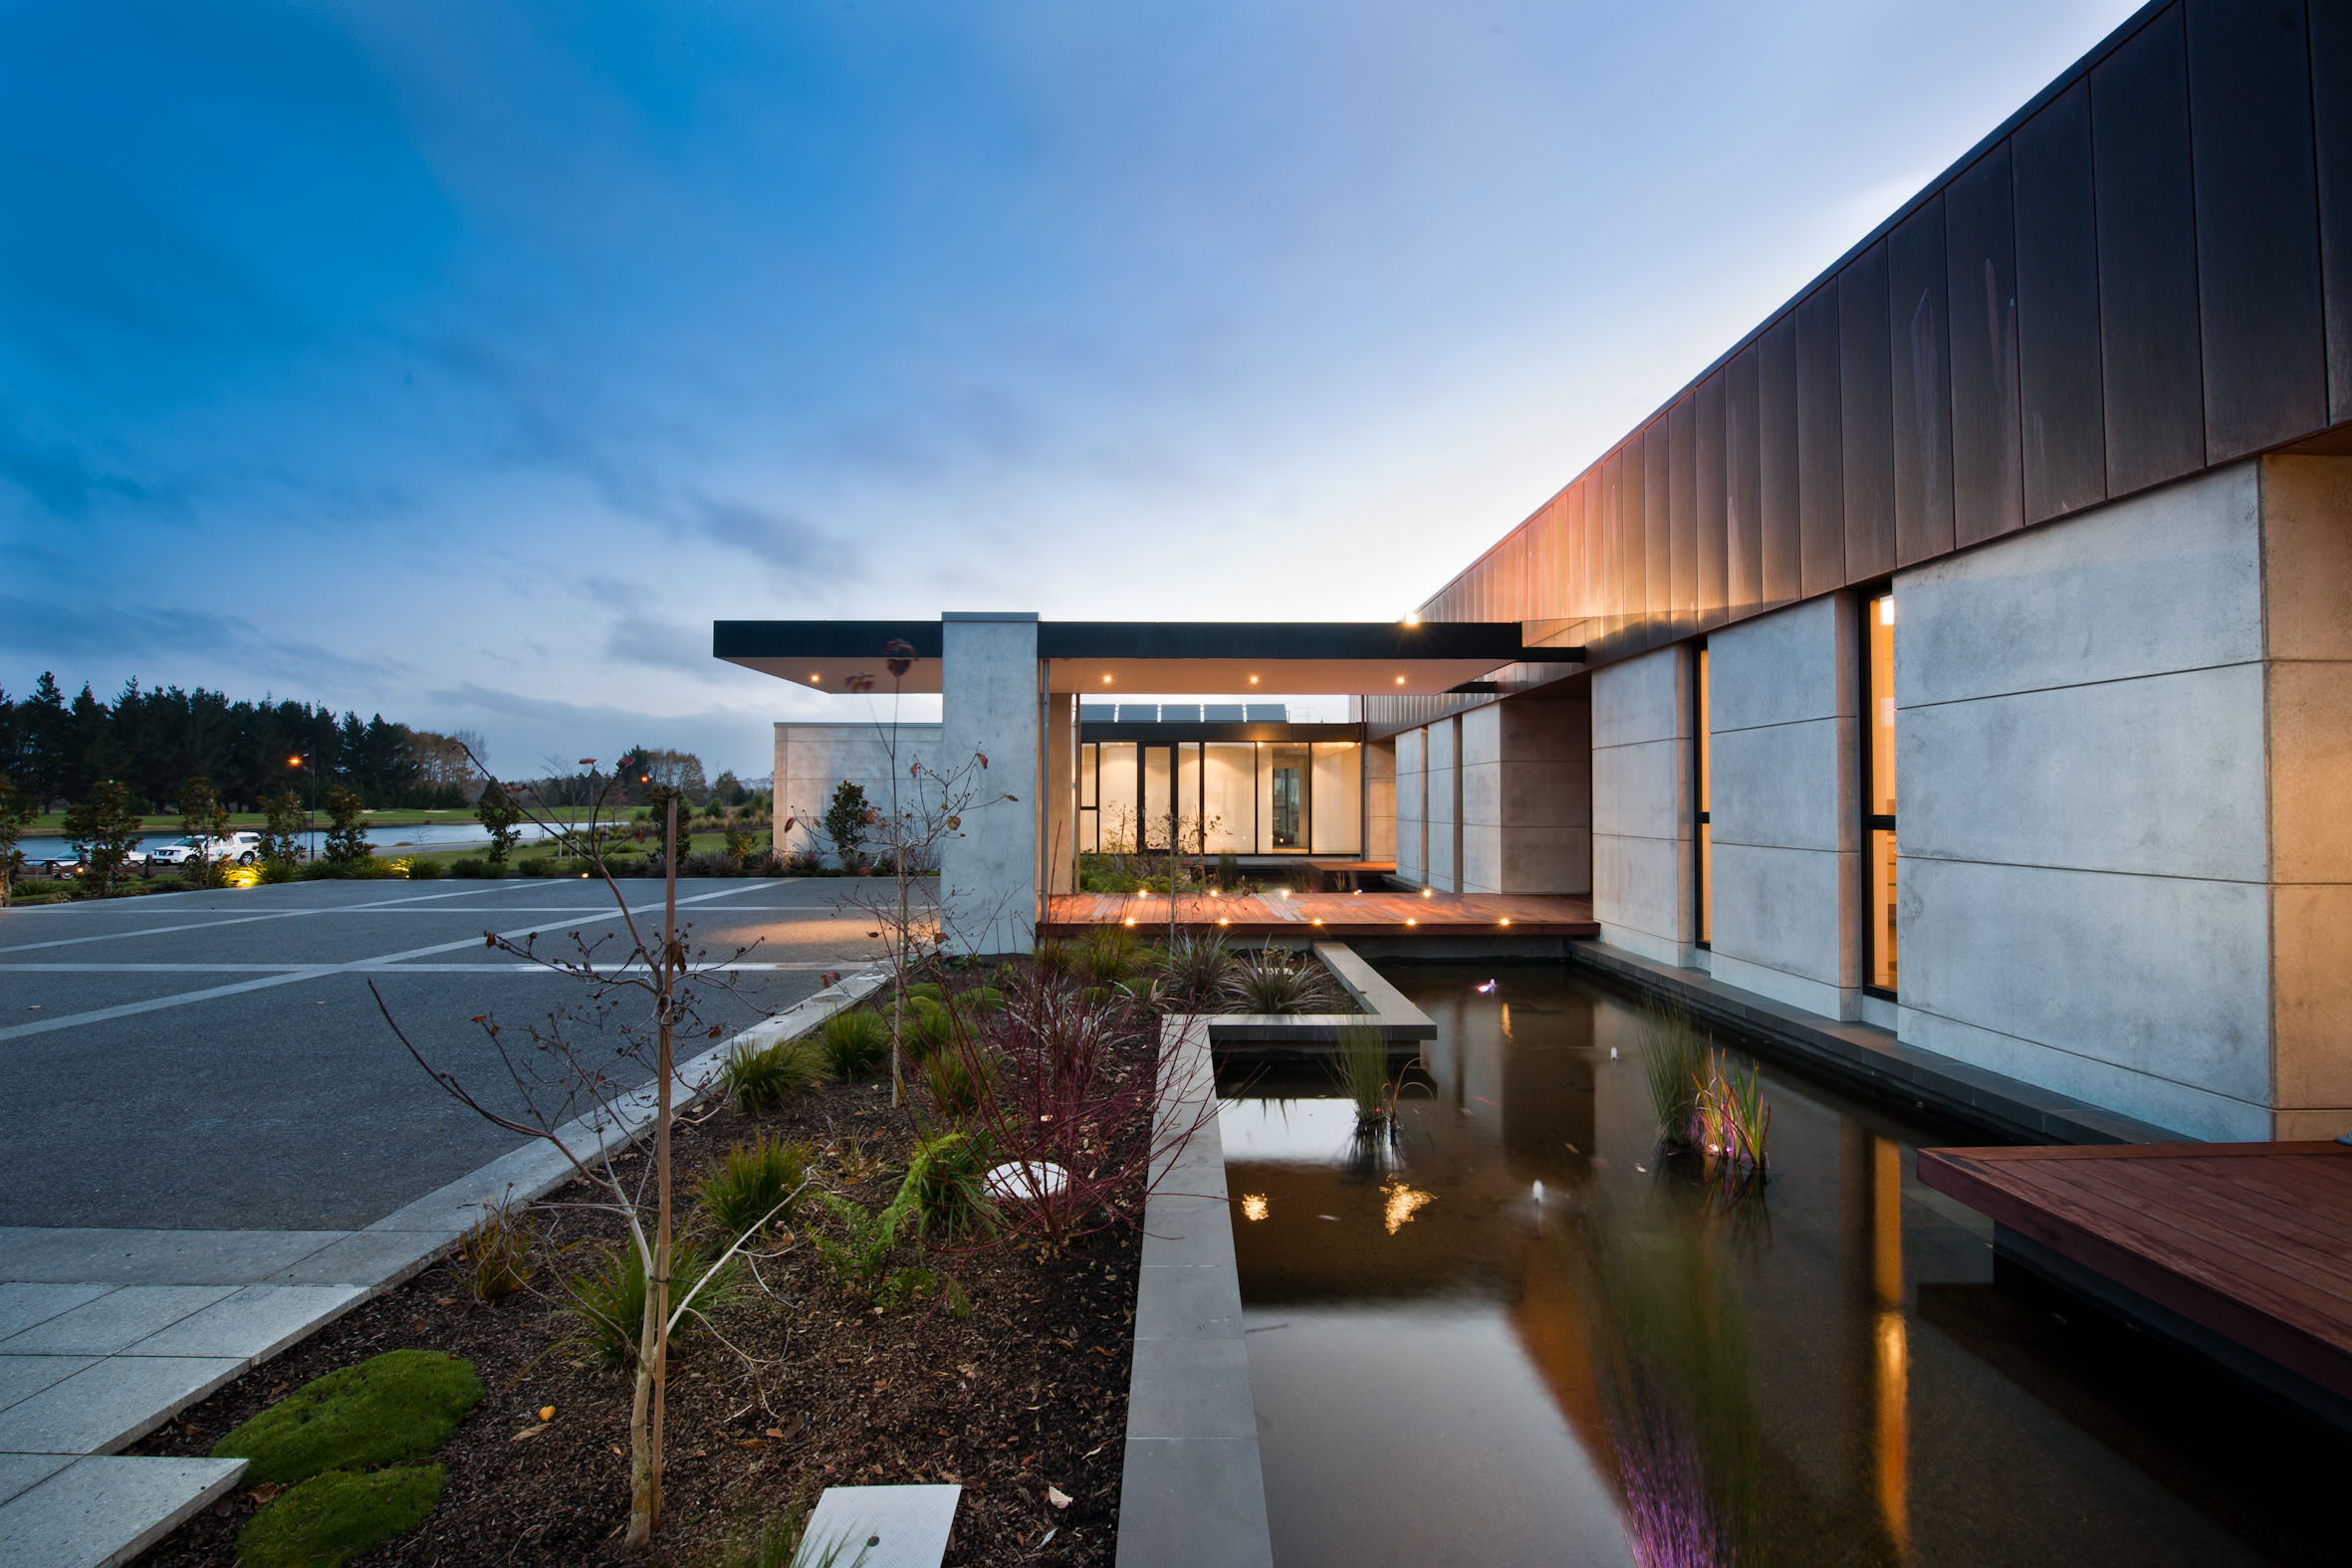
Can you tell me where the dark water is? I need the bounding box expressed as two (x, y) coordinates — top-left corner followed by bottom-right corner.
(1220, 966), (2345, 1568)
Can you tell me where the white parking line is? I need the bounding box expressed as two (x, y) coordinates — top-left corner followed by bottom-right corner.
(0, 883), (778, 1041)
(0, 884), (529, 956)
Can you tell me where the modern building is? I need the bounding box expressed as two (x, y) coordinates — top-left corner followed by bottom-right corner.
(725, 0), (2351, 1143)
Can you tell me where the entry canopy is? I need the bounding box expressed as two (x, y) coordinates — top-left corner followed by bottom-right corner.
(712, 619), (1581, 697)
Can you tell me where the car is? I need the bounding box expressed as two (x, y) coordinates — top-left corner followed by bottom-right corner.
(147, 831), (266, 868)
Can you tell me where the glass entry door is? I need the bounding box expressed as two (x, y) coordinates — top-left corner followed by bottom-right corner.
(1268, 745), (1304, 848)
(1142, 746), (1174, 851)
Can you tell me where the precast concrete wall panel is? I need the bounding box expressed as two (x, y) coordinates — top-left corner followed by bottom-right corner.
(1796, 281), (1847, 596)
(1394, 728), (1426, 885)
(2012, 80), (2109, 524)
(1899, 856), (2272, 1141)
(1946, 144), (2025, 549)
(1426, 718), (1460, 892)
(1459, 707), (1504, 894)
(1759, 318), (1803, 607)
(1839, 241), (1897, 582)
(1888, 196), (1958, 566)
(2186, 0), (2327, 460)
(2318, 1), (2352, 425)
(2093, 7), (2207, 496)
(1696, 373), (1731, 629)
(1591, 647), (1689, 964)
(1708, 842), (1852, 1018)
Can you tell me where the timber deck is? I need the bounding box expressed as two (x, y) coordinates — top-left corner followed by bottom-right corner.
(1917, 1140), (2352, 1406)
(1039, 889), (1597, 940)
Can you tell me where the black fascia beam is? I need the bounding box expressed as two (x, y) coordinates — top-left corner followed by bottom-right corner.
(1037, 620), (1546, 662)
(712, 620), (944, 660)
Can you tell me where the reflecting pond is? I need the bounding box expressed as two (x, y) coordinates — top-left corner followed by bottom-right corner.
(1219, 965), (2347, 1567)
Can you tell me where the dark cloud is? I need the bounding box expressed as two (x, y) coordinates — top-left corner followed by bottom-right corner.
(604, 614), (713, 677)
(0, 595), (394, 690)
(0, 411), (184, 521)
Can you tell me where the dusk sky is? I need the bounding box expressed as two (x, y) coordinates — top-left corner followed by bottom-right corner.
(2, 0), (2138, 778)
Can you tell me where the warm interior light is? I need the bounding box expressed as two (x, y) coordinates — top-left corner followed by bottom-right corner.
(1101, 674), (1113, 683)
(1248, 675), (1260, 684)
(1879, 598), (1896, 626)
(1394, 675), (1406, 685)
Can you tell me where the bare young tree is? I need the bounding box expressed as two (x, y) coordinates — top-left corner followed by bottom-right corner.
(369, 753), (787, 1549)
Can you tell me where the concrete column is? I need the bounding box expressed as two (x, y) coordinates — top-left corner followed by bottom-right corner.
(2259, 455), (2352, 1139)
(940, 612), (1040, 956)
(1364, 738), (1397, 863)
(1044, 689), (1075, 895)
(1460, 690), (1592, 895)
(1591, 643), (1693, 965)
(1704, 595), (1861, 1018)
(1395, 728), (1426, 884)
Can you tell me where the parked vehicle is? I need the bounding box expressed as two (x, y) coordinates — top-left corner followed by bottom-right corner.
(147, 832), (265, 868)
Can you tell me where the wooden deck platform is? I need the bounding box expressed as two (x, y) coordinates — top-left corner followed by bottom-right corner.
(1918, 1140), (2352, 1409)
(1039, 889), (1598, 941)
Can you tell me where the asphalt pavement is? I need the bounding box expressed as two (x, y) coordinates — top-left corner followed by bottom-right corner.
(0, 875), (891, 1232)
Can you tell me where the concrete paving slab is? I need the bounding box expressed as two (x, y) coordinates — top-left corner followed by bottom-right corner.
(0, 1230), (344, 1286)
(1114, 1438), (1274, 1568)
(262, 1230), (442, 1288)
(0, 1286), (114, 1341)
(0, 1455), (246, 1568)
(1132, 1264), (1245, 1341)
(0, 1356), (242, 1456)
(1136, 1197), (1238, 1270)
(0, 1455), (70, 1508)
(125, 1285), (366, 1363)
(0, 1287), (236, 1357)
(0, 1358), (96, 1415)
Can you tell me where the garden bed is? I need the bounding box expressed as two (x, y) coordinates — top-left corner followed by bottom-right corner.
(132, 1001), (1155, 1566)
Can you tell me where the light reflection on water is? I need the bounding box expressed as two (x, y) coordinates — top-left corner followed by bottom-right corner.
(1220, 966), (2348, 1568)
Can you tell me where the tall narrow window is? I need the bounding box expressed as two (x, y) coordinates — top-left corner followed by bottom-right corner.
(1695, 643), (1712, 948)
(1864, 592), (1897, 993)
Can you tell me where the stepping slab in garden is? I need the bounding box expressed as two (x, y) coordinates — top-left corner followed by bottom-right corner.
(800, 1483), (962, 1568)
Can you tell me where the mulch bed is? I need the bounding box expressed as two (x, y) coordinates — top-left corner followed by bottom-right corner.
(133, 1025), (1152, 1566)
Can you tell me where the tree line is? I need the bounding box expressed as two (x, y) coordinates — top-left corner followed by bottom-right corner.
(0, 672), (481, 812)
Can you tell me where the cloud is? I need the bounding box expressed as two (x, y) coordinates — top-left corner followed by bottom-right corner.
(0, 595), (397, 690)
(424, 680), (781, 778)
(604, 614), (712, 677)
(0, 412), (184, 522)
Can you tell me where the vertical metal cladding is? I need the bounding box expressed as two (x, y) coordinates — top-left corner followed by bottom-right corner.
(1759, 316), (1802, 606)
(1695, 372), (1730, 629)
(1669, 393), (1699, 633)
(2012, 79), (2108, 522)
(2093, 5), (2206, 495)
(1726, 344), (1764, 615)
(2186, 0), (2327, 459)
(1622, 435), (1650, 637)
(1644, 418), (1672, 642)
(1946, 143), (2024, 548)
(1795, 280), (1847, 595)
(2317, 0), (2352, 425)
(1888, 195), (1957, 564)
(1839, 240), (1896, 581)
(1602, 448), (1629, 636)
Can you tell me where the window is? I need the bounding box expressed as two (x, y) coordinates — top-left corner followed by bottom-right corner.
(1864, 591), (1897, 993)
(1695, 643), (1711, 948)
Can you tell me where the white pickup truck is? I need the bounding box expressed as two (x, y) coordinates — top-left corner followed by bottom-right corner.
(148, 831), (266, 868)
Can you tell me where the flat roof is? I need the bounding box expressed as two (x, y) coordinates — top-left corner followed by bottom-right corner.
(714, 619), (1581, 696)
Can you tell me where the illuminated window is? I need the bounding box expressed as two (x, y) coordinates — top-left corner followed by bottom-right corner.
(1863, 591), (1897, 994)
(1695, 642), (1711, 948)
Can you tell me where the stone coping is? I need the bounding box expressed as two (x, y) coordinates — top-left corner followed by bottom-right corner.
(1564, 939), (2186, 1146)
(1115, 1016), (1272, 1568)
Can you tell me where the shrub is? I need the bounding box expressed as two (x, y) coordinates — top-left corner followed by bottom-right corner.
(1219, 948), (1340, 1013)
(719, 1036), (827, 1112)
(404, 856), (445, 880)
(259, 861), (300, 885)
(818, 1008), (889, 1077)
(922, 1047), (986, 1119)
(905, 1129), (997, 1241)
(454, 1197), (537, 1300)
(1157, 933), (1237, 1009)
(698, 1135), (815, 1240)
(904, 981), (947, 1005)
(1032, 938), (1076, 981)
(564, 1237), (742, 1367)
(235, 1464), (445, 1568)
(1079, 926), (1141, 985)
(895, 996), (953, 1060)
(449, 856), (492, 879)
(684, 850), (741, 877)
(517, 856), (557, 877)
(211, 1350), (483, 1484)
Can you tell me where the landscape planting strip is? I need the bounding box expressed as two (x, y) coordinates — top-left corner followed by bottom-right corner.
(0, 962), (891, 1568)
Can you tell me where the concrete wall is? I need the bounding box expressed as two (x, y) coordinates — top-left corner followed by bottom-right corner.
(1425, 717), (1461, 892)
(1894, 461), (2301, 1139)
(940, 612), (1040, 955)
(1591, 644), (1692, 965)
(1459, 691), (1592, 895)
(1395, 728), (1426, 885)
(1364, 739), (1397, 863)
(773, 722), (944, 865)
(1705, 596), (1860, 1018)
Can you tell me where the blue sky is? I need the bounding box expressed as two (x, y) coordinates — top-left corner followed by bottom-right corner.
(1, 0), (2138, 778)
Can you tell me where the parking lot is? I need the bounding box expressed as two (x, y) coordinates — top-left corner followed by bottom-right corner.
(0, 877), (889, 1232)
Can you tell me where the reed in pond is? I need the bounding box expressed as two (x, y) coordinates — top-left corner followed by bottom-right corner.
(1639, 998), (1709, 1149)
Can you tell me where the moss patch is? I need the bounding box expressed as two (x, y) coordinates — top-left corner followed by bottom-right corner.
(212, 1350), (482, 1484)
(234, 1464), (445, 1567)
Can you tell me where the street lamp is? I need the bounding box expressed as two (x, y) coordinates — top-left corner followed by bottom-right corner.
(288, 753), (317, 862)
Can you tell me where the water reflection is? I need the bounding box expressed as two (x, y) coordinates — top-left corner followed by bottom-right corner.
(1221, 967), (2349, 1568)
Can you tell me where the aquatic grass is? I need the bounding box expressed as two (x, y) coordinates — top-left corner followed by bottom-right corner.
(1332, 1023), (1399, 1124)
(1638, 998), (1709, 1149)
(1693, 1051), (1771, 1171)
